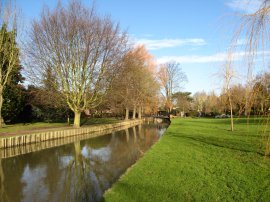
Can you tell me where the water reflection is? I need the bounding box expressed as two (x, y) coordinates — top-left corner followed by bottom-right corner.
(0, 122), (168, 202)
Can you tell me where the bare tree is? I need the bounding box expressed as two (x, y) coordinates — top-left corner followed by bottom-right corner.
(230, 84), (246, 116)
(0, 1), (18, 127)
(172, 92), (192, 116)
(230, 0), (270, 153)
(108, 45), (159, 120)
(193, 91), (207, 115)
(158, 61), (187, 113)
(252, 73), (270, 115)
(26, 1), (128, 127)
(222, 62), (236, 131)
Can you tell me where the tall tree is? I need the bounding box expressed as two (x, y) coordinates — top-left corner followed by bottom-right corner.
(172, 92), (192, 116)
(0, 8), (18, 127)
(230, 0), (270, 153)
(26, 1), (128, 127)
(193, 91), (207, 115)
(108, 45), (159, 120)
(2, 64), (25, 123)
(222, 62), (236, 131)
(158, 61), (187, 113)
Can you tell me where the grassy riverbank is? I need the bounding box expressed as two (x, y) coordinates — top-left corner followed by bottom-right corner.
(104, 118), (270, 201)
(0, 118), (120, 134)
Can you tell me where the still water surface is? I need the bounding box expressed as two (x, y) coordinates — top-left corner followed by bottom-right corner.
(0, 121), (168, 202)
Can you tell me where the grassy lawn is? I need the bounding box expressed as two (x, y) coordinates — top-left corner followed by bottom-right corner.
(0, 122), (68, 134)
(81, 117), (120, 126)
(0, 117), (121, 135)
(104, 118), (270, 202)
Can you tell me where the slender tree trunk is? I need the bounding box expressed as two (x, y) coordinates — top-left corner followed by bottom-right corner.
(67, 114), (70, 125)
(0, 87), (3, 128)
(229, 95), (234, 131)
(261, 103), (264, 115)
(132, 105), (136, 119)
(125, 107), (129, 120)
(244, 103), (248, 116)
(138, 106), (142, 119)
(74, 111), (81, 128)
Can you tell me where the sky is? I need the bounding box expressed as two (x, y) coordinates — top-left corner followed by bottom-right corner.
(12, 0), (268, 94)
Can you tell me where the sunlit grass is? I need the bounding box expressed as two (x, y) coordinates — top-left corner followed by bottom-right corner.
(104, 118), (270, 201)
(0, 122), (67, 134)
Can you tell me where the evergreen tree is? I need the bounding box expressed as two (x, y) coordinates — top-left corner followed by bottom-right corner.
(0, 24), (21, 126)
(2, 65), (25, 123)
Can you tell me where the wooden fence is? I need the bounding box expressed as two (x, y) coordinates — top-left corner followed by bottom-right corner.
(0, 119), (143, 151)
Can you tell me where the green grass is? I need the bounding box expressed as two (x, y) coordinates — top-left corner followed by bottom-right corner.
(0, 117), (120, 135)
(104, 118), (270, 202)
(81, 117), (120, 126)
(0, 122), (67, 134)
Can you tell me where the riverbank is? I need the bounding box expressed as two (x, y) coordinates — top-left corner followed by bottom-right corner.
(0, 118), (120, 135)
(104, 118), (270, 201)
(0, 119), (142, 149)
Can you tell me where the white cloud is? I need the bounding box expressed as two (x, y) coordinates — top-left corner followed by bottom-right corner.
(157, 51), (270, 64)
(157, 53), (228, 64)
(134, 38), (206, 50)
(235, 38), (248, 46)
(226, 0), (264, 13)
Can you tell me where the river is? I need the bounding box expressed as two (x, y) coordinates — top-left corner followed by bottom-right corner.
(0, 120), (169, 202)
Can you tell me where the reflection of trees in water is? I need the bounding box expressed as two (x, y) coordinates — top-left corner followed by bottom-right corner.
(61, 141), (94, 201)
(1, 155), (26, 202)
(61, 130), (146, 201)
(0, 123), (169, 202)
(1, 145), (69, 202)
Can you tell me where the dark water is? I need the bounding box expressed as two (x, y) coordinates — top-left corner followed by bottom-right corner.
(0, 121), (169, 202)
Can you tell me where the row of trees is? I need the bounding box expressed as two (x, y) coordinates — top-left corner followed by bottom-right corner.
(171, 71), (270, 118)
(0, 1), (188, 128)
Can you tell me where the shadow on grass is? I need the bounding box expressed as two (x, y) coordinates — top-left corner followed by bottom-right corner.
(168, 132), (265, 156)
(102, 181), (191, 202)
(186, 118), (265, 126)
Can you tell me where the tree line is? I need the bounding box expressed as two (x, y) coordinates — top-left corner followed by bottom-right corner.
(191, 72), (270, 117)
(157, 70), (270, 119)
(0, 1), (187, 128)
(2, 0), (270, 133)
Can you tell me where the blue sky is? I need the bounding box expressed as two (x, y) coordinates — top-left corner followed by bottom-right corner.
(13, 0), (266, 94)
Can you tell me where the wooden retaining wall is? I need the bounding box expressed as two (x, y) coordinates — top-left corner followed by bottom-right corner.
(0, 123), (141, 159)
(0, 119), (143, 150)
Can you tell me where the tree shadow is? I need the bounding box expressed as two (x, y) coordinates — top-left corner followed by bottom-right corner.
(168, 132), (265, 156)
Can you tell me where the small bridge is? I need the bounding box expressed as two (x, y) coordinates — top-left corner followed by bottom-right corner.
(152, 115), (171, 122)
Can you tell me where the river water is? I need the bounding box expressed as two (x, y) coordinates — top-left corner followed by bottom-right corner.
(0, 120), (169, 202)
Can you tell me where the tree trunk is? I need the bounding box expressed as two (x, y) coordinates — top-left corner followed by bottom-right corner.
(245, 97), (250, 117)
(229, 96), (234, 131)
(138, 106), (142, 119)
(0, 88), (3, 128)
(132, 105), (136, 119)
(67, 114), (70, 125)
(125, 107), (129, 120)
(73, 111), (81, 128)
(261, 103), (264, 115)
